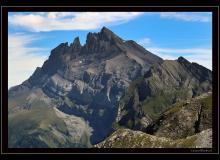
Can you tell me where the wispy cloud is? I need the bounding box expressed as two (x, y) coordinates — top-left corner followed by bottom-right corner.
(147, 47), (212, 70)
(137, 38), (151, 46)
(147, 47), (211, 55)
(9, 12), (144, 32)
(159, 12), (211, 22)
(8, 33), (49, 88)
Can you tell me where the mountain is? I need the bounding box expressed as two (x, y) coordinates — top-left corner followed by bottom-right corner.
(115, 57), (212, 131)
(8, 27), (163, 147)
(8, 27), (212, 148)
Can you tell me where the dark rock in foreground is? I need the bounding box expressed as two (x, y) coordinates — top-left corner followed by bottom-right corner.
(95, 128), (212, 148)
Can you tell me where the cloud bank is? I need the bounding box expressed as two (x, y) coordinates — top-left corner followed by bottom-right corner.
(8, 33), (48, 88)
(159, 12), (211, 22)
(9, 12), (144, 32)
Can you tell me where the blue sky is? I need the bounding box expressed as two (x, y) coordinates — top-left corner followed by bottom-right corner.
(8, 12), (212, 88)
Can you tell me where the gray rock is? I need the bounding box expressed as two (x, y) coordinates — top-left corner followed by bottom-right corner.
(95, 128), (212, 148)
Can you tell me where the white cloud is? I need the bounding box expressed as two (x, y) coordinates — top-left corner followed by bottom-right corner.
(9, 12), (144, 32)
(137, 38), (151, 46)
(8, 33), (49, 88)
(159, 12), (211, 22)
(147, 47), (212, 70)
(147, 47), (211, 55)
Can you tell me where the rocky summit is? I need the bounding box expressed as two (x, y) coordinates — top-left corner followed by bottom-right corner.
(8, 27), (212, 148)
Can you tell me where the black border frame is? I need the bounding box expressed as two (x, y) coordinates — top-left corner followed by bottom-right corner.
(1, 6), (219, 154)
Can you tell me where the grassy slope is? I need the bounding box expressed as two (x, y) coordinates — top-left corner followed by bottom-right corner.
(116, 75), (191, 129)
(8, 89), (91, 148)
(8, 103), (68, 148)
(141, 87), (190, 120)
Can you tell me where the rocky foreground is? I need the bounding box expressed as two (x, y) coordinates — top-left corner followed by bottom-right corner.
(95, 128), (212, 148)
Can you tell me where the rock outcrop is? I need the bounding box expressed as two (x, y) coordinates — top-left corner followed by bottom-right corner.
(147, 92), (212, 139)
(95, 128), (212, 148)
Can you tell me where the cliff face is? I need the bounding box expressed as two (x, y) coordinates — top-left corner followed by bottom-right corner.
(146, 92), (212, 139)
(8, 27), (163, 147)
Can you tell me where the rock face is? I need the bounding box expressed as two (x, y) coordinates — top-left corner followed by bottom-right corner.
(95, 128), (212, 148)
(147, 92), (212, 139)
(115, 58), (212, 131)
(8, 27), (163, 147)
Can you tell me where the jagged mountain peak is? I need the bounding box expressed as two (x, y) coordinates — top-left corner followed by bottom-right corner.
(49, 27), (121, 56)
(10, 27), (165, 96)
(82, 27), (125, 54)
(70, 37), (81, 52)
(72, 36), (81, 45)
(100, 26), (122, 41)
(101, 26), (111, 33)
(85, 26), (123, 44)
